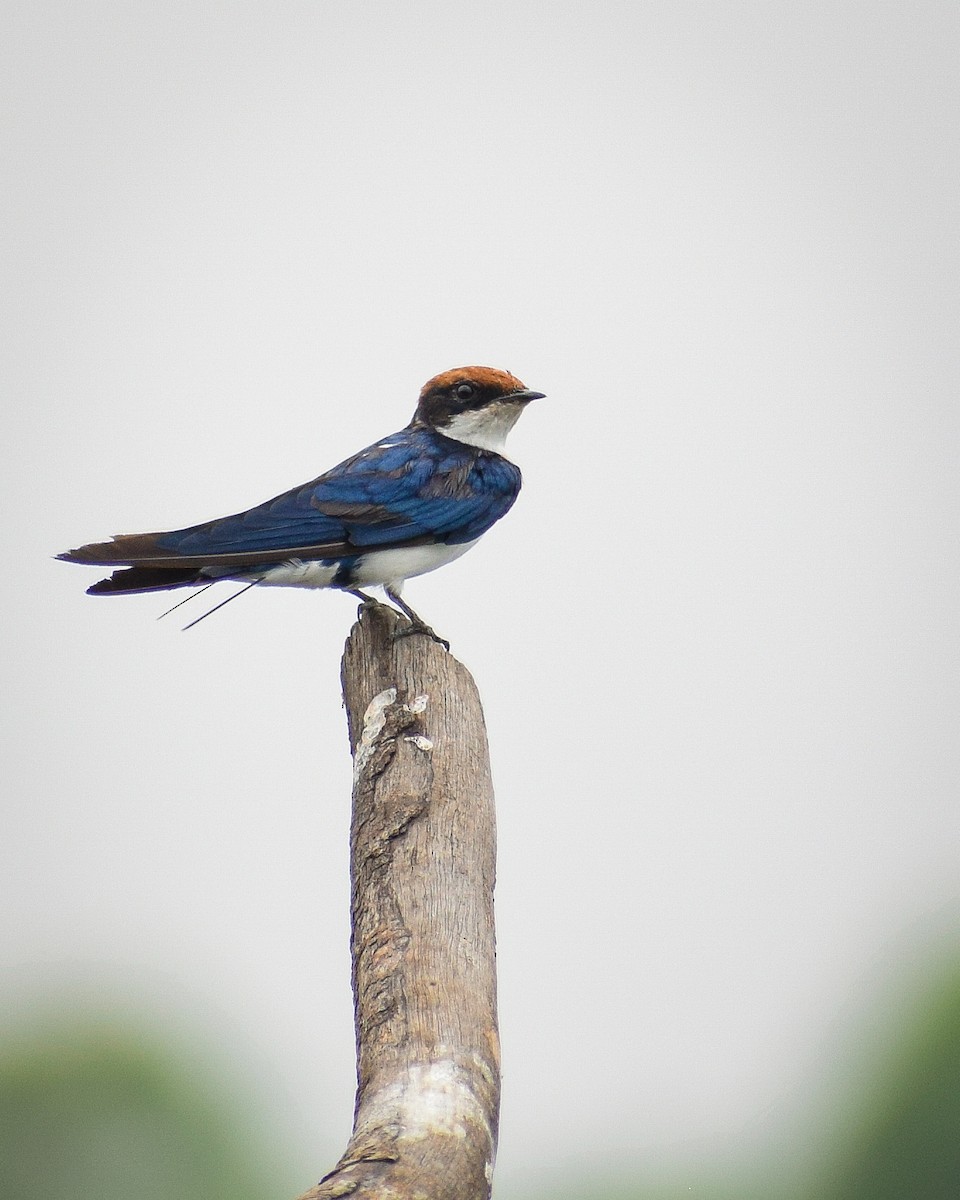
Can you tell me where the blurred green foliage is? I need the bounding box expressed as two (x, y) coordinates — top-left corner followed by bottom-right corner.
(2, 958), (958, 1199)
(816, 959), (960, 1200)
(521, 957), (960, 1200)
(0, 1020), (279, 1200)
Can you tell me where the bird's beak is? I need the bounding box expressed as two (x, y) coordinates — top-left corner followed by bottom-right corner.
(511, 389), (546, 404)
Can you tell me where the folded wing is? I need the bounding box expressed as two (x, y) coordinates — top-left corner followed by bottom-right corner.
(59, 428), (522, 592)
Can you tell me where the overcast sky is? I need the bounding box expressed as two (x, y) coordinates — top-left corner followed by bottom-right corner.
(3, 3), (959, 1195)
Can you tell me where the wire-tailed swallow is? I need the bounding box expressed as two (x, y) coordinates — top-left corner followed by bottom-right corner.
(59, 366), (544, 641)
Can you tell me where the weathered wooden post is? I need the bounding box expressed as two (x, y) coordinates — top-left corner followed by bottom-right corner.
(298, 602), (500, 1200)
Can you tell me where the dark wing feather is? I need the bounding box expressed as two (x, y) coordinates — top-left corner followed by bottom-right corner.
(59, 428), (522, 582)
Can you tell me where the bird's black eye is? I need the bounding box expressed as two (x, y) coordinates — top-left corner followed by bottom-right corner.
(455, 382), (476, 402)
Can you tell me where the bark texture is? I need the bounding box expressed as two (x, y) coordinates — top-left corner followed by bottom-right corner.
(297, 602), (500, 1200)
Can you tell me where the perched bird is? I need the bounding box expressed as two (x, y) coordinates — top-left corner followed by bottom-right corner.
(59, 366), (544, 641)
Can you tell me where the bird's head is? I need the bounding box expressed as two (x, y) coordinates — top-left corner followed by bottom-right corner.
(412, 366), (545, 452)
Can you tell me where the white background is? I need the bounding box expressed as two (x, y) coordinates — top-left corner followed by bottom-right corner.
(3, 3), (959, 1195)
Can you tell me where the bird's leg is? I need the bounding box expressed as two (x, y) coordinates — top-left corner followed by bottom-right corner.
(344, 587), (380, 607)
(384, 586), (450, 651)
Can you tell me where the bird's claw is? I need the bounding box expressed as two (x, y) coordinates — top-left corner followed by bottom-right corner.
(393, 620), (450, 652)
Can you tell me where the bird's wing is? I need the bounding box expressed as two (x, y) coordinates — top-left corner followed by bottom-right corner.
(60, 429), (522, 569)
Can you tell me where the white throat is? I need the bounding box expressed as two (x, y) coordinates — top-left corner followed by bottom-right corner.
(437, 401), (525, 453)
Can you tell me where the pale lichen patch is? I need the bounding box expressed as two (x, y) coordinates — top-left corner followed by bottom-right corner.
(355, 1060), (494, 1152)
(354, 687), (397, 783)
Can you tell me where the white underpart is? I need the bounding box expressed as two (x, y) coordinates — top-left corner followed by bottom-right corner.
(251, 537), (480, 590)
(438, 399), (525, 453)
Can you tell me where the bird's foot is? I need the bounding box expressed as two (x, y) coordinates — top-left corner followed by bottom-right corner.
(393, 618), (450, 652)
(383, 587), (450, 650)
(345, 588), (381, 610)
